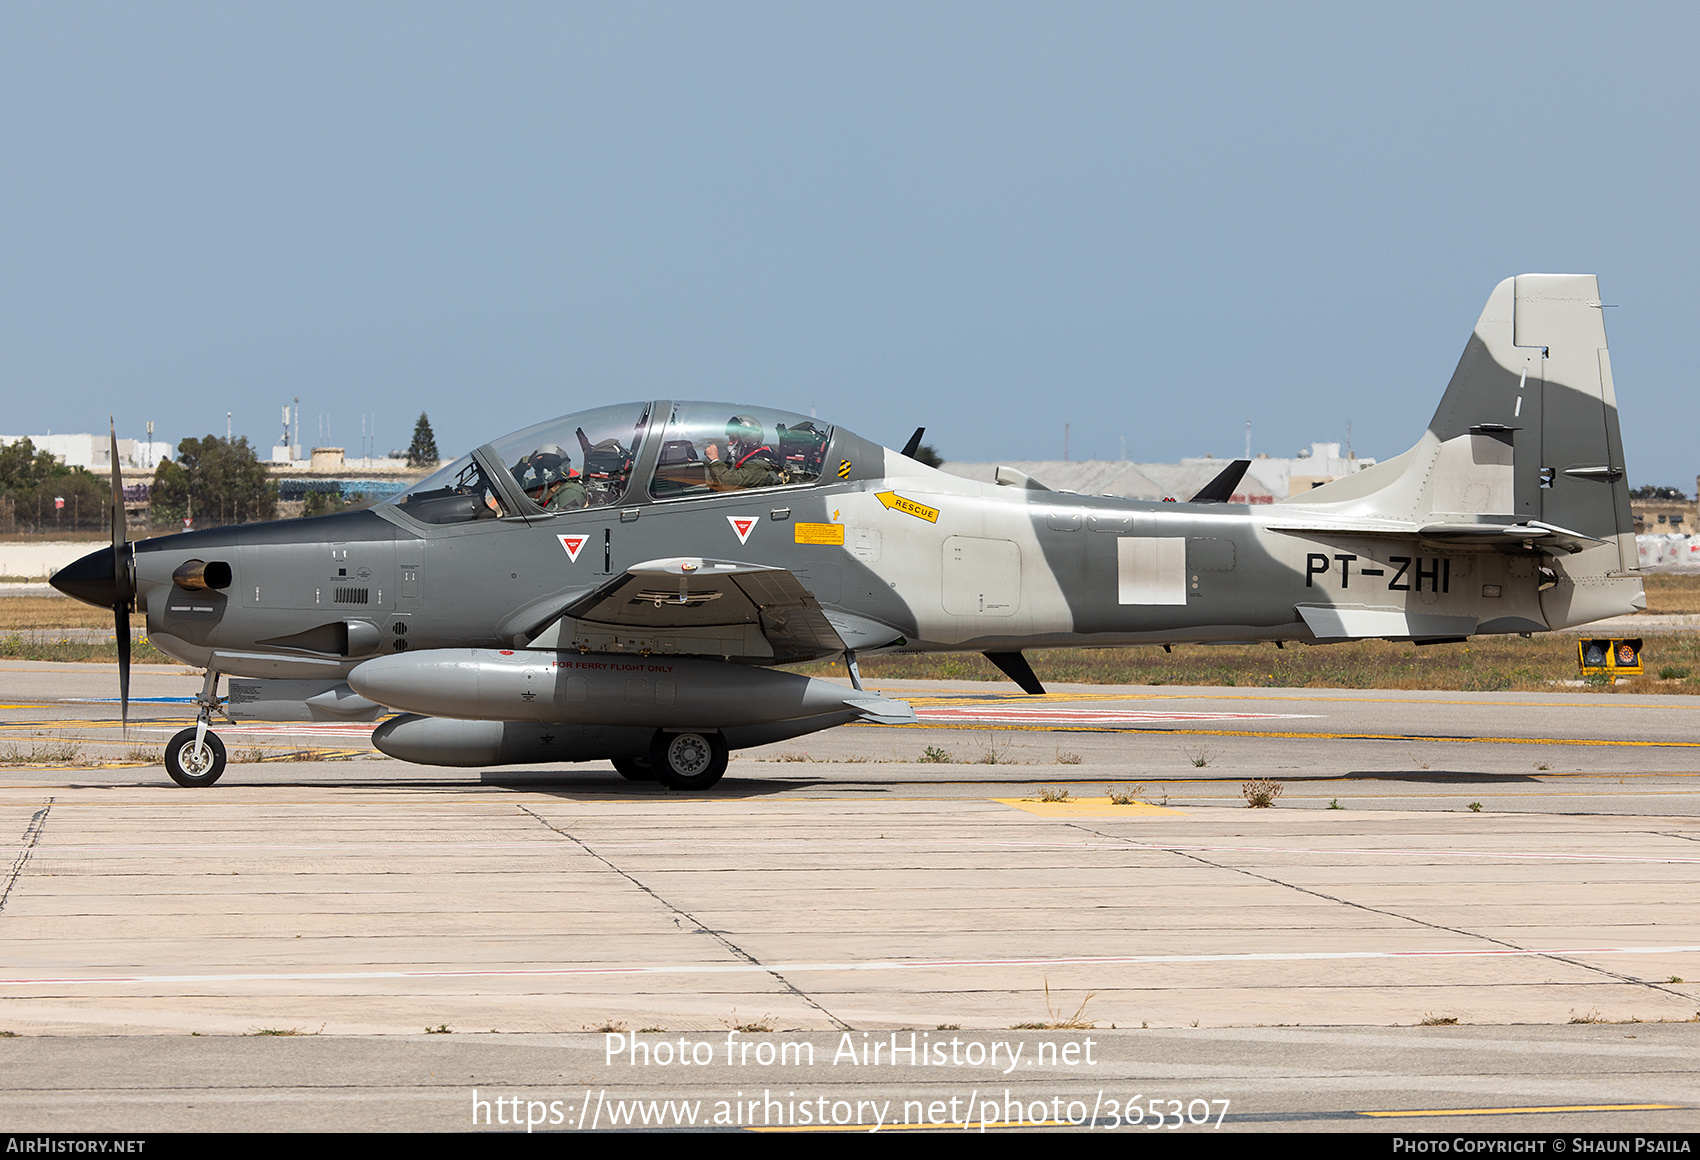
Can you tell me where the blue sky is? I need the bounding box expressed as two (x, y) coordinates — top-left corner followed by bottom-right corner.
(3, 3), (1696, 486)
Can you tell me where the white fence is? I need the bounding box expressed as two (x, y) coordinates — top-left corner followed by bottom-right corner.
(1638, 534), (1700, 573)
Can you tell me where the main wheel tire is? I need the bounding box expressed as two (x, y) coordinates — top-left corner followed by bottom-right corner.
(165, 727), (227, 788)
(611, 757), (655, 782)
(647, 730), (728, 791)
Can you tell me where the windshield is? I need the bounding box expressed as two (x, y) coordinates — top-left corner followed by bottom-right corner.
(490, 403), (652, 512)
(388, 453), (511, 524)
(388, 403), (653, 524)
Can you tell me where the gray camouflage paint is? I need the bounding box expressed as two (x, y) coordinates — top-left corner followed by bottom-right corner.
(118, 274), (1641, 765)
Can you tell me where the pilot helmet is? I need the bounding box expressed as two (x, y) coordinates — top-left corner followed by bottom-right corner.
(530, 443), (572, 483)
(726, 415), (764, 446)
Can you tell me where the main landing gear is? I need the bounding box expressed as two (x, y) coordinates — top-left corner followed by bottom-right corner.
(647, 730), (728, 791)
(165, 668), (228, 788)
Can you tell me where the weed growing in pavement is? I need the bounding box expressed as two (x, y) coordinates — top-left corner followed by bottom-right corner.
(720, 1011), (775, 1032)
(1011, 980), (1097, 1030)
(1241, 779), (1283, 808)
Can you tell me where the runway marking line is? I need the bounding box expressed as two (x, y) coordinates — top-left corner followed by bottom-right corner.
(1361, 1104), (1681, 1118)
(855, 720), (1700, 748)
(5, 834), (1700, 865)
(3, 943), (1697, 988)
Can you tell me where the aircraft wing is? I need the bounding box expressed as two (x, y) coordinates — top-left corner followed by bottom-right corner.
(525, 557), (848, 664)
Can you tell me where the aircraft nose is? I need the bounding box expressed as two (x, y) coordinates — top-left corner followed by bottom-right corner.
(50, 545), (120, 609)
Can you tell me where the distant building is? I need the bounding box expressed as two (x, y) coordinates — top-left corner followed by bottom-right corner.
(0, 432), (173, 471)
(266, 447), (429, 517)
(1630, 479), (1699, 534)
(940, 441), (1374, 501)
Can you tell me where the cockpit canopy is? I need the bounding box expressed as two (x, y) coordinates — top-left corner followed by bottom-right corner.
(388, 401), (838, 525)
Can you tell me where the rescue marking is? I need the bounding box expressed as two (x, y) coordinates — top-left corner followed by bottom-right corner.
(876, 491), (939, 523)
(557, 534), (588, 563)
(727, 515), (759, 545)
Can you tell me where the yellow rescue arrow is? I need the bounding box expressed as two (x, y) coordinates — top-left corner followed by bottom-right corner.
(875, 491), (939, 523)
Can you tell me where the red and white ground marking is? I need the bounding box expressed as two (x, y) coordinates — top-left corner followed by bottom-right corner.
(913, 705), (1318, 725)
(131, 721), (379, 741)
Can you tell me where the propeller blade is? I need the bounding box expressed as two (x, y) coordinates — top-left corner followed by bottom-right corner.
(110, 420), (133, 734)
(115, 604), (131, 734)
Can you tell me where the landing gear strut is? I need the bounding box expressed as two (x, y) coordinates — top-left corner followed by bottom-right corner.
(166, 668), (228, 788)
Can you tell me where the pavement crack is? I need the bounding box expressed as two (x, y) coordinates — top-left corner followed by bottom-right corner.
(514, 804), (849, 1030)
(1068, 820), (1698, 1003)
(1, 797), (53, 914)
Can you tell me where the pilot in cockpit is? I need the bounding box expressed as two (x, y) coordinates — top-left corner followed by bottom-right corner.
(703, 415), (784, 491)
(512, 443), (588, 510)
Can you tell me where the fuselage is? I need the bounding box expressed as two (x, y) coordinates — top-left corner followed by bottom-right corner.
(53, 398), (1640, 682)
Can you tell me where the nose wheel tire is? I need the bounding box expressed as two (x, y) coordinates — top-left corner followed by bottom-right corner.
(647, 731), (728, 791)
(165, 728), (227, 788)
(611, 757), (655, 782)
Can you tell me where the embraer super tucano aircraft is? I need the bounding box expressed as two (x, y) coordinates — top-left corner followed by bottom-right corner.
(54, 275), (1642, 790)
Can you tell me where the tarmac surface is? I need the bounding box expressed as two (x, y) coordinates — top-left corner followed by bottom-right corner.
(1, 659), (1698, 1132)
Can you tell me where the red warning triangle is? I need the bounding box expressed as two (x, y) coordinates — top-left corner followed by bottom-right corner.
(557, 533), (588, 562)
(727, 515), (758, 545)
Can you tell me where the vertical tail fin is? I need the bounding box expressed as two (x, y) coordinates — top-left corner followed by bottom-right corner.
(1291, 275), (1639, 627)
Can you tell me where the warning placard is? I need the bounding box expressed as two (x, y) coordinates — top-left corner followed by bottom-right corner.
(793, 522), (845, 545)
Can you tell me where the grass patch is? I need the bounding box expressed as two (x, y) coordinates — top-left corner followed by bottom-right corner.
(0, 599), (147, 632)
(795, 631), (1700, 693)
(1643, 573), (1700, 613)
(1036, 786), (1072, 803)
(1241, 779), (1283, 808)
(0, 740), (83, 765)
(1419, 1013), (1459, 1026)
(918, 746), (952, 764)
(1107, 783), (1146, 805)
(0, 634), (175, 664)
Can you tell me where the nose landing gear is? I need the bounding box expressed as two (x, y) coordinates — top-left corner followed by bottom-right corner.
(165, 726), (227, 787)
(165, 668), (228, 787)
